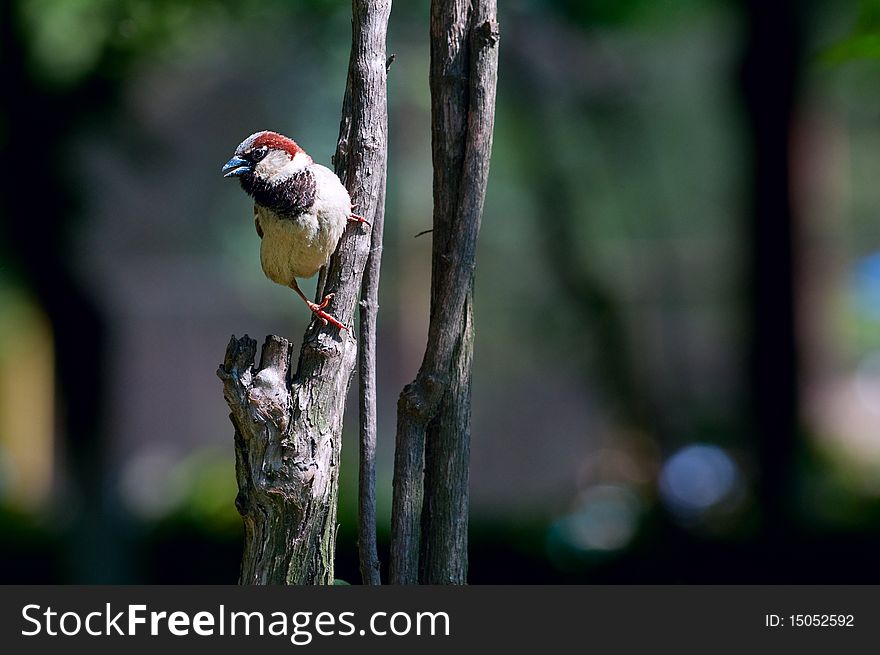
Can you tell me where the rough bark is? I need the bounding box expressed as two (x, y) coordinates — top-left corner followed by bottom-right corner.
(357, 141), (388, 587)
(390, 0), (499, 585)
(217, 0), (390, 585)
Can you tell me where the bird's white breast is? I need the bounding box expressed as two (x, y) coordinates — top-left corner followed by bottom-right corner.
(257, 164), (350, 285)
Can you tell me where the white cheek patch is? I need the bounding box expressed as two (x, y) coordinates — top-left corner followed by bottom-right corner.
(290, 151), (311, 170)
(256, 150), (313, 184)
(254, 150), (291, 180)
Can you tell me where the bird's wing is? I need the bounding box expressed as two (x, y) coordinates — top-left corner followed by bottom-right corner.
(254, 205), (264, 239)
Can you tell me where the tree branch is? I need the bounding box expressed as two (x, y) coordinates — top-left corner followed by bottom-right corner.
(357, 140), (388, 588)
(390, 0), (499, 585)
(217, 0), (390, 585)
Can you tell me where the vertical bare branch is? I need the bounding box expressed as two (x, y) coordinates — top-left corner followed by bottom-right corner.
(358, 203), (384, 584)
(358, 10), (391, 585)
(390, 0), (499, 585)
(217, 0), (390, 585)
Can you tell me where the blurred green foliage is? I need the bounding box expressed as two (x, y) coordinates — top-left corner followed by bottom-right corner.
(823, 0), (880, 62)
(550, 0), (718, 27)
(16, 0), (348, 88)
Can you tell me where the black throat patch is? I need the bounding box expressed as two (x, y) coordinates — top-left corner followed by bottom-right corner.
(240, 169), (317, 217)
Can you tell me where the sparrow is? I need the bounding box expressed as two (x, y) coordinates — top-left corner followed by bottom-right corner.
(222, 130), (368, 331)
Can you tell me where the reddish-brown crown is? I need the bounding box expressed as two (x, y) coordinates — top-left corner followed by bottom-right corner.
(251, 131), (303, 157)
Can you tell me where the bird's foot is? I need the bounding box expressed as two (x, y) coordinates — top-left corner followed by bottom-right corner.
(307, 294), (347, 331)
(349, 203), (370, 226)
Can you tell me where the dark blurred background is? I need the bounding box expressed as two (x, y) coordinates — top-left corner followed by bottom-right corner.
(2, 0), (880, 584)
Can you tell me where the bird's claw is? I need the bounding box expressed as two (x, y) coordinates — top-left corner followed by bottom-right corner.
(307, 294), (348, 331)
(349, 202), (370, 226)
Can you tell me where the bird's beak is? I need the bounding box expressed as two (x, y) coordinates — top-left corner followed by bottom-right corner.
(222, 156), (251, 177)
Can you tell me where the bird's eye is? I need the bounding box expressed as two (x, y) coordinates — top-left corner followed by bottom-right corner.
(251, 147), (268, 162)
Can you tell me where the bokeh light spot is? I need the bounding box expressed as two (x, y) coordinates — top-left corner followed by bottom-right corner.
(119, 445), (184, 520)
(659, 444), (738, 517)
(550, 484), (642, 554)
(853, 351), (880, 415)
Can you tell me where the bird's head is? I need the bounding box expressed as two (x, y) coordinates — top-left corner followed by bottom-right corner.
(222, 131), (312, 185)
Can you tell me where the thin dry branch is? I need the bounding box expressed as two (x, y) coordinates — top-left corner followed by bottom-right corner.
(357, 145), (388, 588)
